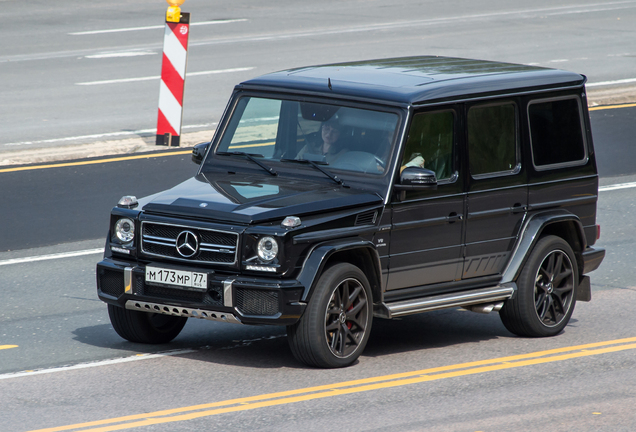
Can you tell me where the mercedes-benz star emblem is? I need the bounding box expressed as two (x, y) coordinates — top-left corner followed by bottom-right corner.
(176, 230), (199, 258)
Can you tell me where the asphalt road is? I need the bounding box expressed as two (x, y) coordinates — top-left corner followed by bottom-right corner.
(1, 1), (636, 431)
(2, 0), (636, 150)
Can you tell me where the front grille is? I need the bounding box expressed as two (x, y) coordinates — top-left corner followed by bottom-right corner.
(98, 268), (125, 298)
(236, 289), (279, 316)
(141, 221), (238, 265)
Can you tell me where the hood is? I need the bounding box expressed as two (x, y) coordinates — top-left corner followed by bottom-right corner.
(141, 172), (383, 224)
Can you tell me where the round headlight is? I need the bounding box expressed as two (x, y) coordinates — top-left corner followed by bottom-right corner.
(115, 218), (135, 243)
(257, 236), (278, 262)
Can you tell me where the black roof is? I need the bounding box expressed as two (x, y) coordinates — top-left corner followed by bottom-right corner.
(240, 56), (586, 105)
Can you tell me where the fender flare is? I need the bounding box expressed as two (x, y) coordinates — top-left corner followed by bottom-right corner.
(296, 237), (382, 302)
(501, 209), (586, 284)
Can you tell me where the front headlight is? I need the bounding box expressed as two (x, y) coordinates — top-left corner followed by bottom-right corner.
(115, 218), (135, 243)
(257, 236), (278, 262)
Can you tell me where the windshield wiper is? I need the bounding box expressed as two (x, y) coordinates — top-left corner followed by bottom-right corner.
(216, 151), (277, 176)
(280, 158), (345, 186)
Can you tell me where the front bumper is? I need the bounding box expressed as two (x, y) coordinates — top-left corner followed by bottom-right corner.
(96, 258), (306, 326)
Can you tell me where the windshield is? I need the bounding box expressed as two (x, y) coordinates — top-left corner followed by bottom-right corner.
(210, 96), (400, 175)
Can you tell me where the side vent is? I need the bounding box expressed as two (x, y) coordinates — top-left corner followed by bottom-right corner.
(355, 210), (378, 226)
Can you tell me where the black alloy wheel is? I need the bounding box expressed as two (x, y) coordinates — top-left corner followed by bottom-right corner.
(287, 263), (373, 368)
(324, 276), (370, 359)
(500, 235), (578, 337)
(534, 249), (575, 327)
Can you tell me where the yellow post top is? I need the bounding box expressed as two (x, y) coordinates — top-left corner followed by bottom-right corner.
(166, 0), (185, 23)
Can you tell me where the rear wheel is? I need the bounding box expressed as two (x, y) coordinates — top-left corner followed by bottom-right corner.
(287, 263), (372, 368)
(500, 235), (578, 337)
(108, 304), (187, 344)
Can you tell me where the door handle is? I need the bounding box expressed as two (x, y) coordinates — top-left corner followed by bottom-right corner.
(510, 203), (526, 214)
(447, 212), (463, 223)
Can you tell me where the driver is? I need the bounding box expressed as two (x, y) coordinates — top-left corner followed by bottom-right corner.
(297, 116), (346, 164)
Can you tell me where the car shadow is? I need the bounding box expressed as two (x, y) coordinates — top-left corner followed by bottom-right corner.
(72, 308), (514, 370)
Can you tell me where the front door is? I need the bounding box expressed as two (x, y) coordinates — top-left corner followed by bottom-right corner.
(387, 107), (465, 291)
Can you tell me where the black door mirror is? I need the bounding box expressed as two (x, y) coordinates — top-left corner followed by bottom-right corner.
(396, 166), (438, 188)
(192, 142), (210, 165)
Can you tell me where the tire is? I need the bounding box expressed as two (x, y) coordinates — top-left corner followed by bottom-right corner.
(287, 263), (373, 368)
(108, 304), (187, 344)
(500, 235), (578, 337)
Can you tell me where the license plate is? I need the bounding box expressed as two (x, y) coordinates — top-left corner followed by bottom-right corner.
(145, 266), (207, 290)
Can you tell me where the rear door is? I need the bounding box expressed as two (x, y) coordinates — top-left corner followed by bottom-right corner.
(463, 100), (528, 279)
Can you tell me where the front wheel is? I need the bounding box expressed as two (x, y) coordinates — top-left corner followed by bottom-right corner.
(108, 304), (187, 344)
(500, 235), (578, 337)
(287, 263), (373, 368)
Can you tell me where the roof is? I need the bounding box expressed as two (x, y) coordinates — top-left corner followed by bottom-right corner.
(240, 56), (586, 105)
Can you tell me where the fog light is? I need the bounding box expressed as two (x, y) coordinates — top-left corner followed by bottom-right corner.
(257, 236), (278, 262)
(115, 218), (135, 243)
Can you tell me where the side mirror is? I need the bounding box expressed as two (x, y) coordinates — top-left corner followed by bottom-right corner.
(396, 166), (438, 189)
(192, 141), (210, 165)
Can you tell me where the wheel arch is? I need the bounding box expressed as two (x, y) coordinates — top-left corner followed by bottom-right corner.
(297, 238), (382, 304)
(502, 210), (587, 284)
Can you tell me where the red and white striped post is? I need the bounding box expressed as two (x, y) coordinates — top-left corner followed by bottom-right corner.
(156, 0), (190, 146)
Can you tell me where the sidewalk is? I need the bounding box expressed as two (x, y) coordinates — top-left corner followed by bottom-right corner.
(0, 85), (634, 168)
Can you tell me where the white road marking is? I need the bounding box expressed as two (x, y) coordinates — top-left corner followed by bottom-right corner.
(85, 51), (157, 59)
(75, 67), (254, 86)
(2, 123), (216, 148)
(5, 2), (635, 64)
(0, 249), (103, 267)
(0, 349), (196, 381)
(599, 182), (636, 192)
(587, 78), (636, 87)
(69, 19), (248, 36)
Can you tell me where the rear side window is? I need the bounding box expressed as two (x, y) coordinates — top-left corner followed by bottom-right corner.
(528, 96), (587, 169)
(467, 102), (519, 177)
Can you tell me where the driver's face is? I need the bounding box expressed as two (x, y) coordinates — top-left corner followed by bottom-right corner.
(322, 124), (341, 146)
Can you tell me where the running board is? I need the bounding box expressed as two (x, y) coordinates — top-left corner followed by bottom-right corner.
(376, 284), (516, 319)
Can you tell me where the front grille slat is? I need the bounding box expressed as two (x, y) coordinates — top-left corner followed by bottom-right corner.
(141, 221), (239, 265)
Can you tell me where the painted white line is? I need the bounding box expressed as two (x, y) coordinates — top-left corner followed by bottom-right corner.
(85, 51), (157, 59)
(599, 182), (636, 192)
(2, 123), (216, 148)
(76, 67), (254, 86)
(0, 249), (103, 267)
(587, 78), (636, 87)
(69, 19), (248, 36)
(6, 3), (636, 64)
(0, 349), (196, 381)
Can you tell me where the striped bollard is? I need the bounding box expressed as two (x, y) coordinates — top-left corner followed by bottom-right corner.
(156, 8), (190, 146)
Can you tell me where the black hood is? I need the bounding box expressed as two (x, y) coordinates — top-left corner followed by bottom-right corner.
(141, 173), (382, 224)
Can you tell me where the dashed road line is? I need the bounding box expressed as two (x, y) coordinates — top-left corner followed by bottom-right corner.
(69, 19), (248, 36)
(76, 67), (254, 86)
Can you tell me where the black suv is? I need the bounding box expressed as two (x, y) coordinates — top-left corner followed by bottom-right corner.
(97, 56), (605, 368)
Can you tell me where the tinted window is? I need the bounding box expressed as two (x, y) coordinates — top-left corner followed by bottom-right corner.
(529, 97), (586, 168)
(402, 110), (454, 180)
(467, 103), (518, 176)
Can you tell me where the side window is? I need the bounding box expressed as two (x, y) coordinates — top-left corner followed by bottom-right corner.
(467, 102), (518, 177)
(528, 97), (587, 169)
(402, 110), (454, 180)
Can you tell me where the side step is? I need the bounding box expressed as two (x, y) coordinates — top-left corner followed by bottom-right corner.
(376, 284), (516, 319)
